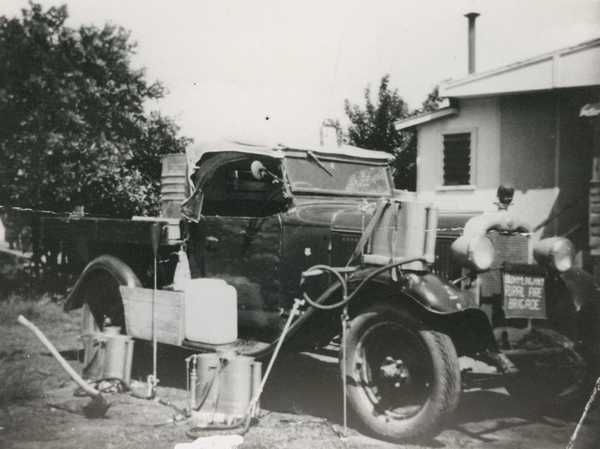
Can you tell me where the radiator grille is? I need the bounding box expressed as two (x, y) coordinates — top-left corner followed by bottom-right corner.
(331, 232), (361, 266)
(480, 230), (530, 297)
(433, 237), (462, 281)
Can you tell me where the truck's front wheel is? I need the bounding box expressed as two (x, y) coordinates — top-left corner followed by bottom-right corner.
(342, 305), (461, 442)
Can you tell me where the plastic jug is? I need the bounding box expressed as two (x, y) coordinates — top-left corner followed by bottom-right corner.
(184, 278), (237, 344)
(173, 249), (191, 291)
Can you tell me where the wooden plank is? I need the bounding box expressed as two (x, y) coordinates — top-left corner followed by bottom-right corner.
(120, 287), (185, 346)
(590, 214), (600, 226)
(589, 236), (600, 251)
(592, 158), (600, 182)
(0, 242), (31, 259)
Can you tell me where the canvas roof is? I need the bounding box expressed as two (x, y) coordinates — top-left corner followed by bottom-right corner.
(185, 139), (393, 169)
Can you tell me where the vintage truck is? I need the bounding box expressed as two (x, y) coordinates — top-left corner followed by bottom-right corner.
(29, 140), (600, 442)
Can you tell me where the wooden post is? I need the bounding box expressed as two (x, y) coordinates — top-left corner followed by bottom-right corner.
(31, 214), (41, 279)
(588, 112), (600, 282)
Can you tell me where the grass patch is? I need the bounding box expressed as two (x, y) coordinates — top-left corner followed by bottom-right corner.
(0, 294), (66, 327)
(0, 289), (81, 407)
(0, 361), (43, 406)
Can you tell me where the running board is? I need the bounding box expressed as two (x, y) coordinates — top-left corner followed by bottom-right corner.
(181, 338), (270, 356)
(462, 371), (507, 390)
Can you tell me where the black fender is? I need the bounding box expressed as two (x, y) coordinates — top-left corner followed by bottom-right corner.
(262, 269), (497, 359)
(64, 254), (142, 312)
(403, 272), (478, 314)
(346, 269), (497, 354)
(347, 269), (478, 314)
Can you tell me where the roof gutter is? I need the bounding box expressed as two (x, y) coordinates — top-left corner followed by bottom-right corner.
(394, 107), (459, 131)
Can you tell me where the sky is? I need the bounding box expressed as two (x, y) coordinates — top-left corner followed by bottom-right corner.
(2, 0), (600, 146)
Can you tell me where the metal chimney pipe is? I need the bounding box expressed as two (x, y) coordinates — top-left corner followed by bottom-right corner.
(465, 12), (479, 74)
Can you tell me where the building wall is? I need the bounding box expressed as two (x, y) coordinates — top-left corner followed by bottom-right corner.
(496, 92), (561, 238)
(499, 92), (556, 190)
(416, 97), (501, 212)
(556, 89), (595, 250)
(416, 88), (596, 252)
(499, 89), (593, 248)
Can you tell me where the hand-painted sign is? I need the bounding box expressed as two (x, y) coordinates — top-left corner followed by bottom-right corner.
(502, 271), (546, 319)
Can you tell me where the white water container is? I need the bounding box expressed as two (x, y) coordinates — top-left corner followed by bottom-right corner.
(184, 278), (238, 344)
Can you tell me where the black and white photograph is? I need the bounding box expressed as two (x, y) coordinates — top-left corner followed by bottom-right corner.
(0, 1), (599, 448)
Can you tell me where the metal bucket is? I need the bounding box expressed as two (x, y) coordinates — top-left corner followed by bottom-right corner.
(189, 351), (262, 426)
(81, 332), (134, 384)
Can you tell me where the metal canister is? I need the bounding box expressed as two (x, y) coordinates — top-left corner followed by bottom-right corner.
(190, 352), (260, 425)
(193, 353), (220, 412)
(216, 354), (254, 419)
(251, 360), (262, 417)
(102, 334), (134, 384)
(81, 331), (134, 384)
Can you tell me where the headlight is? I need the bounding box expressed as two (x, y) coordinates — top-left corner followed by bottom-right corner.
(451, 235), (495, 271)
(533, 237), (574, 272)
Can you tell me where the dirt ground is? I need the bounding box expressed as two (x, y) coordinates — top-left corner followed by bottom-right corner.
(0, 302), (598, 449)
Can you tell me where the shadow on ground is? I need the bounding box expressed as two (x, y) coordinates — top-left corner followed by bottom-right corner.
(129, 344), (592, 447)
(136, 343), (586, 421)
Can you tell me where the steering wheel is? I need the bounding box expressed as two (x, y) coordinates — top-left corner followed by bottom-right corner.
(255, 186), (288, 217)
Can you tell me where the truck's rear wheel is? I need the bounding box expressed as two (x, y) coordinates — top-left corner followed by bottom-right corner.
(342, 305), (461, 442)
(80, 271), (126, 334)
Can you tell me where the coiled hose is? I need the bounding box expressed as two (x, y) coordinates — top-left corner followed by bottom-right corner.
(300, 256), (426, 311)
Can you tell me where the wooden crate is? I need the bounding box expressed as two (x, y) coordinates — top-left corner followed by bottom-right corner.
(119, 287), (185, 346)
(161, 153), (188, 218)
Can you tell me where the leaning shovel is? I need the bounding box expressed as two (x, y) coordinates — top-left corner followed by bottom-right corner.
(17, 314), (110, 418)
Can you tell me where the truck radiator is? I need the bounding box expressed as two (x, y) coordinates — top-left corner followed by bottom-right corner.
(433, 237), (462, 281)
(330, 232), (361, 267)
(480, 230), (530, 297)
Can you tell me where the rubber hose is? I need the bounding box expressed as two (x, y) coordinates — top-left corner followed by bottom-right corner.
(302, 257), (426, 311)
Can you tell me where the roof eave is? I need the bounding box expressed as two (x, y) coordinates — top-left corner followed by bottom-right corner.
(394, 107), (459, 131)
(440, 36), (600, 98)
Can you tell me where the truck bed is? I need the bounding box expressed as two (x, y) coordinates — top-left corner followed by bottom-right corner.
(39, 215), (182, 246)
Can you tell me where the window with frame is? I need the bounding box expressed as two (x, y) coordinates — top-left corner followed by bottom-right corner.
(201, 157), (286, 217)
(443, 132), (471, 186)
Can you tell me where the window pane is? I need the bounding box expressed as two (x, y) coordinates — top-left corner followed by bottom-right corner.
(285, 158), (391, 195)
(443, 133), (471, 185)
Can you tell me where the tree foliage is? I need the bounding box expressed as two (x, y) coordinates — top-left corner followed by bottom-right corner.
(344, 75), (416, 190)
(0, 2), (191, 217)
(418, 86), (445, 114)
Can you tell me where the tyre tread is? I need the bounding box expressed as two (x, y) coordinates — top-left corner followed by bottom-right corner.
(343, 306), (461, 442)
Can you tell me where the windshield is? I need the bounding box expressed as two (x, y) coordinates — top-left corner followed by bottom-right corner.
(284, 156), (392, 196)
